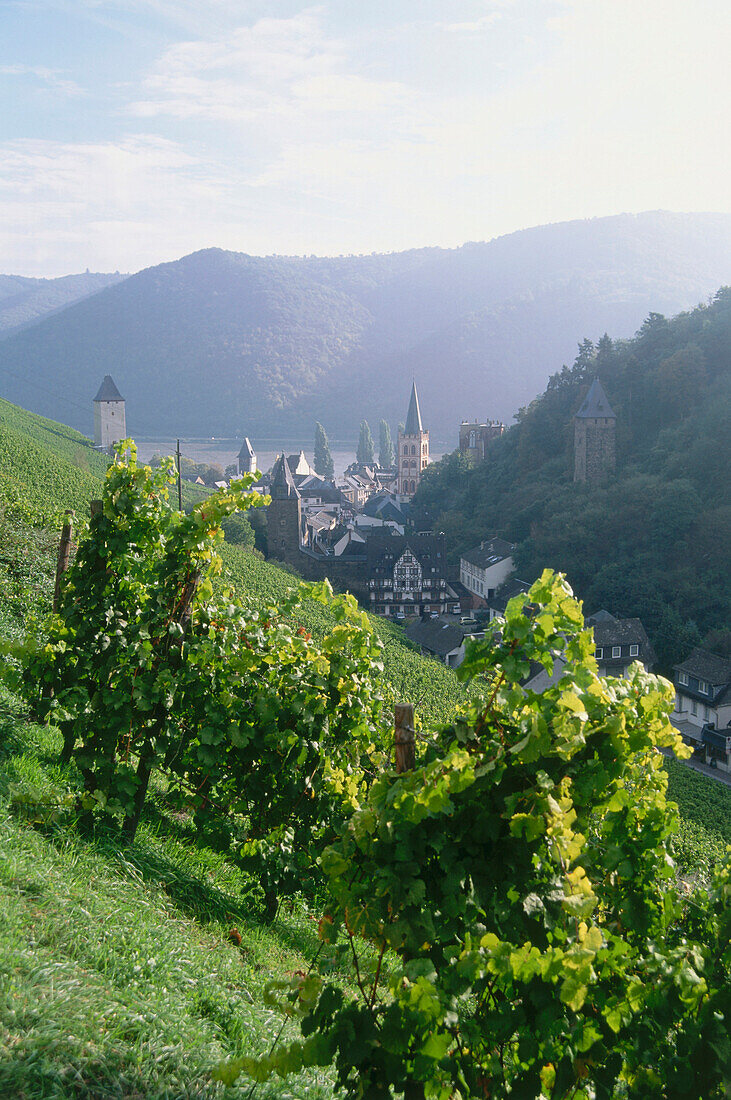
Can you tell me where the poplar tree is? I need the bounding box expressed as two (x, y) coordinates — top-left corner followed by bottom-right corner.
(378, 419), (394, 468)
(357, 420), (375, 466)
(314, 422), (334, 479)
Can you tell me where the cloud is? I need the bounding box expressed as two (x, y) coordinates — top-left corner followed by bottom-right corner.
(0, 63), (84, 97)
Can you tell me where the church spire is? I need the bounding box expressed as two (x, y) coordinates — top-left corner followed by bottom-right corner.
(404, 380), (423, 434)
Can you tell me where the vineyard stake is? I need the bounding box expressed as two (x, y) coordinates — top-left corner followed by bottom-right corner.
(53, 510), (74, 612)
(395, 703), (415, 773)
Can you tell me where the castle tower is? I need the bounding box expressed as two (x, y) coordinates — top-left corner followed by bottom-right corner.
(93, 375), (126, 451)
(267, 451), (302, 562)
(238, 437), (257, 476)
(397, 381), (429, 499)
(574, 377), (616, 483)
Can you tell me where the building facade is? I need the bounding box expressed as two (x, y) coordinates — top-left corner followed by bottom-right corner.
(459, 420), (505, 462)
(397, 382), (429, 498)
(585, 611), (656, 676)
(574, 377), (616, 482)
(93, 375), (126, 450)
(671, 649), (731, 772)
(267, 452), (303, 563)
(460, 537), (515, 602)
(367, 534), (455, 617)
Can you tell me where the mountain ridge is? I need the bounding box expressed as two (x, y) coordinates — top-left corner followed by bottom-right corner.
(0, 211), (729, 440)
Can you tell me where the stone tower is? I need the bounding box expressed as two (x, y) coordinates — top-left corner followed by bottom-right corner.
(93, 375), (126, 450)
(574, 377), (616, 483)
(397, 381), (429, 498)
(267, 452), (302, 562)
(238, 437), (257, 476)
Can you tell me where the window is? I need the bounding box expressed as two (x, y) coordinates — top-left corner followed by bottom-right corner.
(678, 671), (689, 686)
(612, 646), (621, 658)
(629, 644), (639, 657)
(403, 445), (408, 455)
(703, 705), (710, 720)
(411, 445), (416, 455)
(698, 679), (709, 694)
(691, 700), (697, 716)
(595, 647), (604, 659)
(410, 480), (415, 493)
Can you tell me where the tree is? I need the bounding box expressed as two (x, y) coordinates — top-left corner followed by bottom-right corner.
(314, 422), (334, 480)
(357, 420), (375, 466)
(219, 571), (729, 1099)
(378, 419), (394, 468)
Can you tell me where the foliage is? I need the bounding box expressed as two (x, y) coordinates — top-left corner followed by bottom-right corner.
(379, 419), (394, 469)
(413, 289), (731, 670)
(5, 442), (387, 912)
(220, 509), (255, 549)
(222, 572), (730, 1099)
(357, 420), (375, 466)
(314, 421), (335, 479)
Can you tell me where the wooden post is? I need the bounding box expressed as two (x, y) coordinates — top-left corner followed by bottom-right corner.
(53, 511), (74, 612)
(395, 703), (415, 773)
(176, 439), (183, 511)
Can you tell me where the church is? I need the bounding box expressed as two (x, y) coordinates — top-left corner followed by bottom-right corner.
(397, 381), (429, 498)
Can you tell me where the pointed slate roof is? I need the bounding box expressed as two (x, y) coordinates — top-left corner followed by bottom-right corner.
(238, 437), (256, 461)
(270, 451), (300, 499)
(575, 377), (615, 419)
(404, 380), (424, 434)
(93, 375), (124, 402)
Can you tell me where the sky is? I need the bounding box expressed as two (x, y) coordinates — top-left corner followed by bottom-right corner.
(1, 0), (729, 276)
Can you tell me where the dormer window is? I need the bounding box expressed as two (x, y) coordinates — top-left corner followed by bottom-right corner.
(698, 679), (709, 694)
(678, 671), (689, 686)
(595, 647), (603, 660)
(629, 644), (639, 657)
(612, 646), (621, 658)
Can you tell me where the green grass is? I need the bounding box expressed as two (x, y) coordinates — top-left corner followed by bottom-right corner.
(0, 696), (336, 1099)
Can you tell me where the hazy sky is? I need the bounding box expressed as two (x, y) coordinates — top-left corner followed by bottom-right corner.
(2, 0), (729, 276)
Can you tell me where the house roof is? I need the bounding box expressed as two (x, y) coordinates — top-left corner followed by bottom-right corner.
(93, 375), (124, 402)
(404, 380), (424, 435)
(674, 648), (731, 687)
(363, 491), (408, 524)
(575, 377), (615, 419)
(486, 578), (532, 614)
(405, 619), (467, 657)
(586, 613), (656, 670)
(367, 533), (446, 575)
(461, 537), (515, 570)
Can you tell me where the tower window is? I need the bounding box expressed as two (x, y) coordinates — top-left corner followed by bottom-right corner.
(411, 445), (416, 455)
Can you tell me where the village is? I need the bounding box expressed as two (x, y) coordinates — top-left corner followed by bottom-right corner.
(93, 373), (731, 779)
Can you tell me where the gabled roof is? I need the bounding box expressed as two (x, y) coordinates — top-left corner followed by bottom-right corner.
(575, 377), (615, 419)
(486, 578), (532, 614)
(404, 380), (424, 434)
(461, 537), (515, 570)
(405, 619), (468, 657)
(270, 452), (300, 499)
(589, 616), (650, 649)
(674, 648), (731, 687)
(93, 375), (124, 402)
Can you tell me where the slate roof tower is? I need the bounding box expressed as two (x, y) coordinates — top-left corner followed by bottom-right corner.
(93, 375), (126, 451)
(238, 437), (257, 476)
(267, 451), (302, 562)
(397, 381), (429, 499)
(574, 377), (616, 482)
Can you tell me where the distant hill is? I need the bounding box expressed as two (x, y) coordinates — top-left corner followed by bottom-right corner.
(0, 212), (729, 440)
(0, 271), (127, 337)
(412, 289), (731, 670)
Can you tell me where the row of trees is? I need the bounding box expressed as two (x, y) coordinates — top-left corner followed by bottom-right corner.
(5, 446), (729, 1097)
(313, 419), (396, 480)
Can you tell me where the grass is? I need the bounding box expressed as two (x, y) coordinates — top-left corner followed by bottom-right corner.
(0, 697), (337, 1099)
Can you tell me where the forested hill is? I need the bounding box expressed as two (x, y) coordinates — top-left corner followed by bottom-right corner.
(412, 289), (731, 670)
(0, 271), (126, 337)
(0, 211), (729, 438)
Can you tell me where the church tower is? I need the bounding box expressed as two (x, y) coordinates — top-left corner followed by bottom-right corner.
(574, 377), (616, 483)
(397, 381), (429, 498)
(93, 375), (126, 451)
(267, 452), (302, 562)
(238, 437), (257, 476)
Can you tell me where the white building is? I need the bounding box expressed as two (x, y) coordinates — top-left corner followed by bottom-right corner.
(671, 649), (731, 773)
(460, 537), (515, 601)
(93, 375), (126, 451)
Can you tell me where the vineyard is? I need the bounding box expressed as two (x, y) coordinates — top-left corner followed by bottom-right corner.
(0, 412), (729, 1097)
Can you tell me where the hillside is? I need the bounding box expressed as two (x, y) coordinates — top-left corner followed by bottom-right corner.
(412, 289), (731, 670)
(0, 397), (729, 1097)
(0, 211), (729, 439)
(0, 271), (126, 337)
